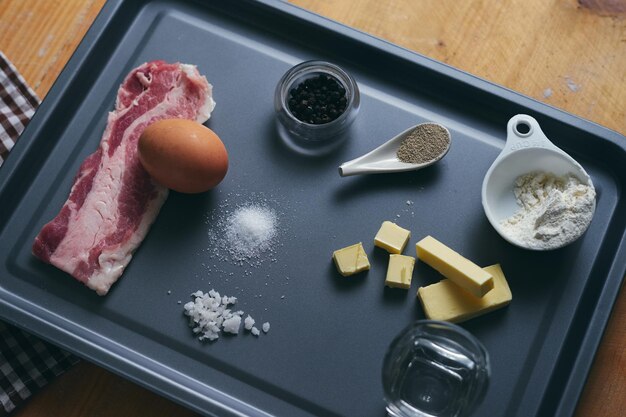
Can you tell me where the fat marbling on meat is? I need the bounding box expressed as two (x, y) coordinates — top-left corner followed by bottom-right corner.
(32, 60), (215, 295)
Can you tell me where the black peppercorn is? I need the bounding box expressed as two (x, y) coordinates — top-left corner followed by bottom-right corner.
(287, 73), (348, 124)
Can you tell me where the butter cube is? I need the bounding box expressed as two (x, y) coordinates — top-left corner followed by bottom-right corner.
(332, 242), (370, 277)
(374, 221), (411, 254)
(385, 254), (415, 289)
(417, 264), (512, 323)
(416, 236), (493, 297)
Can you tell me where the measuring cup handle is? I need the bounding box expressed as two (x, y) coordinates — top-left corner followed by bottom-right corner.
(500, 114), (559, 157)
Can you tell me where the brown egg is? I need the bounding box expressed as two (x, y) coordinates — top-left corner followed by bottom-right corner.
(138, 119), (228, 193)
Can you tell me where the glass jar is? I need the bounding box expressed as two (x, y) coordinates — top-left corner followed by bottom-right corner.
(274, 60), (360, 154)
(382, 320), (490, 417)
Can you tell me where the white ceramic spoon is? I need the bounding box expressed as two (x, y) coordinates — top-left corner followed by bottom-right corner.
(338, 123), (451, 177)
(481, 114), (595, 250)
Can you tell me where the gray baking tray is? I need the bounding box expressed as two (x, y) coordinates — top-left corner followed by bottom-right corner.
(1, 1), (625, 416)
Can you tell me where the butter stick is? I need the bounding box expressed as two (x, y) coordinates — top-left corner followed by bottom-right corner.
(416, 236), (493, 297)
(417, 264), (512, 323)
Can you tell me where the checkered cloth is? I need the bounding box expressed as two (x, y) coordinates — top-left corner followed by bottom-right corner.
(0, 52), (38, 167)
(0, 51), (79, 414)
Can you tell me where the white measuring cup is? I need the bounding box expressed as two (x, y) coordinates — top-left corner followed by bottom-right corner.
(338, 123), (451, 176)
(481, 114), (595, 250)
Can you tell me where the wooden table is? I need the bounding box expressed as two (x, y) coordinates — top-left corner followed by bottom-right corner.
(1, 1), (624, 416)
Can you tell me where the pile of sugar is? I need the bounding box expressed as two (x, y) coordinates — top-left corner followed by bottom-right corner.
(207, 203), (279, 265)
(225, 205), (277, 261)
(184, 289), (270, 341)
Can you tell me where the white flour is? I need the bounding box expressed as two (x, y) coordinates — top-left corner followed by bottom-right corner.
(500, 171), (595, 250)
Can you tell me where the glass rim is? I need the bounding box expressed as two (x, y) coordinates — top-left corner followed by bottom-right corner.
(276, 60), (359, 129)
(402, 319), (490, 361)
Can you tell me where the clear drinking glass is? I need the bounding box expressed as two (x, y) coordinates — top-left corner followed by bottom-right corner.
(382, 320), (490, 417)
(274, 60), (359, 155)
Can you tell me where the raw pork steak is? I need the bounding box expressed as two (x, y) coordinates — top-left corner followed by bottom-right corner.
(32, 60), (215, 295)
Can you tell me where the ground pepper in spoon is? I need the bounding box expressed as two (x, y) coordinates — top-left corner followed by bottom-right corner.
(397, 123), (451, 164)
(338, 122), (451, 177)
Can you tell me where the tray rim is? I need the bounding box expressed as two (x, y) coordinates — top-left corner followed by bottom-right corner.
(0, 0), (625, 416)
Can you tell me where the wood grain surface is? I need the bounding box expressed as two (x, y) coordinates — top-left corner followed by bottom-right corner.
(1, 0), (624, 416)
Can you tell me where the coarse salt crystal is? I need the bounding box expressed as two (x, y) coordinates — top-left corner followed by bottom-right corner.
(184, 290), (271, 341)
(184, 290), (244, 341)
(244, 315), (255, 330)
(223, 315), (242, 335)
